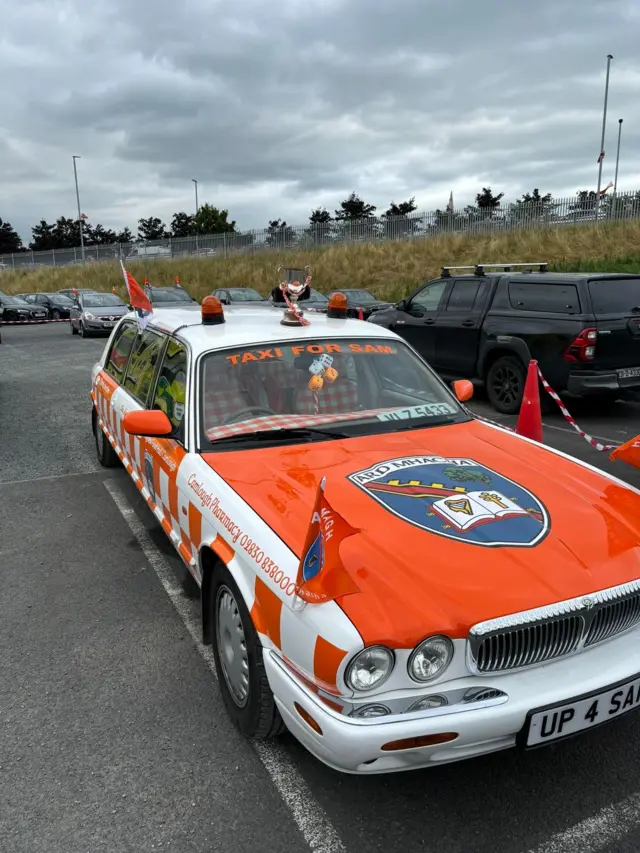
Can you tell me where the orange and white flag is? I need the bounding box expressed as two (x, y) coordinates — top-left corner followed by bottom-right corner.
(295, 478), (360, 604)
(120, 261), (153, 330)
(610, 434), (640, 470)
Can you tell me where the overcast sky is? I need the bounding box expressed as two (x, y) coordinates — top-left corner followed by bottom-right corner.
(2, 0), (639, 243)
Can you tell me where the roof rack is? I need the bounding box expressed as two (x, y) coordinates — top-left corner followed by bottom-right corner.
(441, 262), (549, 277)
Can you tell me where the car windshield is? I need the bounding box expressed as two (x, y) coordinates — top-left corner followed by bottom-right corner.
(588, 278), (640, 313)
(83, 293), (125, 307)
(2, 296), (28, 305)
(229, 289), (264, 302)
(309, 288), (328, 303)
(149, 289), (188, 303)
(51, 295), (74, 305)
(342, 290), (377, 303)
(200, 336), (468, 448)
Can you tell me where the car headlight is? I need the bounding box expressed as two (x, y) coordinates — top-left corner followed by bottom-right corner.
(345, 646), (394, 692)
(408, 635), (453, 683)
(84, 312), (95, 319)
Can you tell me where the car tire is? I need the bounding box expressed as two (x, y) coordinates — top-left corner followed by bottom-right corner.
(79, 322), (89, 338)
(93, 408), (119, 468)
(486, 355), (527, 414)
(209, 563), (285, 740)
(51, 309), (61, 320)
(71, 321), (78, 335)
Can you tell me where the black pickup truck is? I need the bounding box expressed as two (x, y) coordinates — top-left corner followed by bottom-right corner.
(368, 262), (640, 413)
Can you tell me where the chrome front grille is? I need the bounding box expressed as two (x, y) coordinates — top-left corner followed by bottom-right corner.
(468, 579), (640, 674)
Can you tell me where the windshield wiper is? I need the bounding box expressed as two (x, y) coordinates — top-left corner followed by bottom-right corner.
(207, 426), (351, 445)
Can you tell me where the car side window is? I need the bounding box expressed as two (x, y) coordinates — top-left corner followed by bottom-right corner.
(24, 295), (36, 303)
(153, 339), (188, 433)
(408, 280), (448, 315)
(508, 282), (581, 314)
(36, 295), (48, 304)
(123, 329), (166, 405)
(105, 323), (138, 383)
(445, 279), (486, 311)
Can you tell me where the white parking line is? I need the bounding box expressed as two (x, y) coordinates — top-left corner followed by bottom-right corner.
(540, 420), (622, 446)
(104, 479), (346, 853)
(526, 794), (640, 853)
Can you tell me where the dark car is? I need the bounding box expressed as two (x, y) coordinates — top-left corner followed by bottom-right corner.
(328, 288), (392, 319)
(266, 286), (329, 314)
(214, 287), (266, 305)
(368, 261), (640, 413)
(70, 291), (128, 337)
(0, 294), (49, 323)
(20, 292), (76, 319)
(145, 285), (198, 306)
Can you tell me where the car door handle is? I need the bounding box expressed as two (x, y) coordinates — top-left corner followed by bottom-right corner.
(423, 318), (435, 325)
(461, 320), (475, 327)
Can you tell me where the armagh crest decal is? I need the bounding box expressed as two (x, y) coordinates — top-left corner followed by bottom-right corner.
(347, 456), (550, 547)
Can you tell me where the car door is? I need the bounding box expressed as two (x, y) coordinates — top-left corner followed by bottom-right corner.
(113, 330), (197, 575)
(432, 277), (489, 376)
(392, 279), (449, 361)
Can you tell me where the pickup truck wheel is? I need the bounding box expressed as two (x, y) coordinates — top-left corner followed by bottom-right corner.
(486, 355), (526, 414)
(209, 564), (285, 740)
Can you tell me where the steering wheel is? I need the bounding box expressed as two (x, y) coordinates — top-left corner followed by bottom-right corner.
(222, 405), (276, 425)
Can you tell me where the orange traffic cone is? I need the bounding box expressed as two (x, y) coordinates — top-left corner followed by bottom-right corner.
(516, 360), (543, 443)
(357, 306), (364, 320)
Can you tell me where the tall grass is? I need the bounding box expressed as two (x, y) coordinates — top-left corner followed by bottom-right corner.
(3, 220), (640, 303)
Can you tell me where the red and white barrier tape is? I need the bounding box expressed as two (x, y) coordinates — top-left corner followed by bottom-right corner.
(535, 364), (617, 451)
(0, 317), (70, 324)
(473, 364), (617, 452)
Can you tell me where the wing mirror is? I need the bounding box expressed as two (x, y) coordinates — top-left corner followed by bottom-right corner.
(396, 299), (406, 311)
(452, 379), (474, 402)
(123, 409), (173, 437)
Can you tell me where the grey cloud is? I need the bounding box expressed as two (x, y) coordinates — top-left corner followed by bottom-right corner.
(1, 0), (639, 244)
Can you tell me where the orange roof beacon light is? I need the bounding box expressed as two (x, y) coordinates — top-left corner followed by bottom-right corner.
(201, 295), (225, 325)
(327, 292), (348, 318)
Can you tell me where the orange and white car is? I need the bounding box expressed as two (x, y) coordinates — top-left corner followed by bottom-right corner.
(90, 293), (640, 774)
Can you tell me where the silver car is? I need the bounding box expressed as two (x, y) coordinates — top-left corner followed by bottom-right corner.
(70, 291), (128, 337)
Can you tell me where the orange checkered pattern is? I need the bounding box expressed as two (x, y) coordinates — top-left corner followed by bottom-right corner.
(91, 369), (357, 701)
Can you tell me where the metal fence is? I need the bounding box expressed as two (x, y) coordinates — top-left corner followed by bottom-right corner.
(2, 190), (640, 272)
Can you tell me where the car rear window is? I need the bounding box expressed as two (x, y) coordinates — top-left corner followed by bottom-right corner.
(587, 278), (640, 314)
(507, 281), (581, 314)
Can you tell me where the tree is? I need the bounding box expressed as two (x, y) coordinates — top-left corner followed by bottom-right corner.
(306, 207), (333, 245)
(170, 211), (196, 238)
(335, 192), (377, 220)
(511, 188), (557, 223)
(0, 218), (23, 254)
(569, 190), (598, 216)
(29, 219), (56, 250)
(194, 203), (236, 234)
(85, 223), (118, 245)
(265, 218), (297, 248)
(381, 197), (420, 238)
(137, 216), (170, 241)
(116, 227), (133, 244)
(475, 186), (504, 214)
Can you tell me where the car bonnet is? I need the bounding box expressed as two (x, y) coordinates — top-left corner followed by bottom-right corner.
(203, 419), (640, 648)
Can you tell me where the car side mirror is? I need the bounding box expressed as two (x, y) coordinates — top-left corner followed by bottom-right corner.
(123, 409), (173, 437)
(452, 379), (474, 402)
(396, 299), (406, 311)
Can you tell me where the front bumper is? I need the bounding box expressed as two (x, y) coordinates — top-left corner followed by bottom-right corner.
(265, 627), (640, 774)
(568, 369), (640, 397)
(84, 318), (121, 333)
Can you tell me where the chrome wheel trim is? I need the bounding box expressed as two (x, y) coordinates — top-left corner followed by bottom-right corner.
(216, 585), (250, 708)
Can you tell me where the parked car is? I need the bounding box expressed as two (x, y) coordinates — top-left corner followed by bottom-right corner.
(144, 285), (198, 306)
(19, 292), (75, 319)
(368, 261), (640, 413)
(328, 288), (393, 319)
(266, 287), (330, 314)
(70, 291), (129, 337)
(127, 246), (171, 260)
(57, 288), (99, 299)
(214, 287), (267, 305)
(0, 294), (48, 323)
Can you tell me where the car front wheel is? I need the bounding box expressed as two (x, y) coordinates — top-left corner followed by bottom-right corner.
(93, 409), (119, 467)
(486, 355), (526, 414)
(210, 564), (285, 739)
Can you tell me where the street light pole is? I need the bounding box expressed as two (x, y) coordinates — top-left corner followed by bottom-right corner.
(595, 54), (613, 220)
(72, 155), (85, 262)
(192, 178), (199, 252)
(614, 118), (623, 195)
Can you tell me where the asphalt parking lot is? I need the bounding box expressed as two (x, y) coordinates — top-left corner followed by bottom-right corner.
(2, 321), (640, 853)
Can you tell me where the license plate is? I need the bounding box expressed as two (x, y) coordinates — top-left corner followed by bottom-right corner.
(522, 674), (640, 747)
(618, 367), (640, 380)
(103, 321), (115, 328)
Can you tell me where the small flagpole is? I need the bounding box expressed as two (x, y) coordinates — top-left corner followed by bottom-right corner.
(595, 54), (613, 221)
(613, 118), (623, 196)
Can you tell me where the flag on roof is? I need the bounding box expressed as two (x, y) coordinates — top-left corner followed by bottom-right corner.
(120, 261), (152, 330)
(294, 478), (360, 605)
